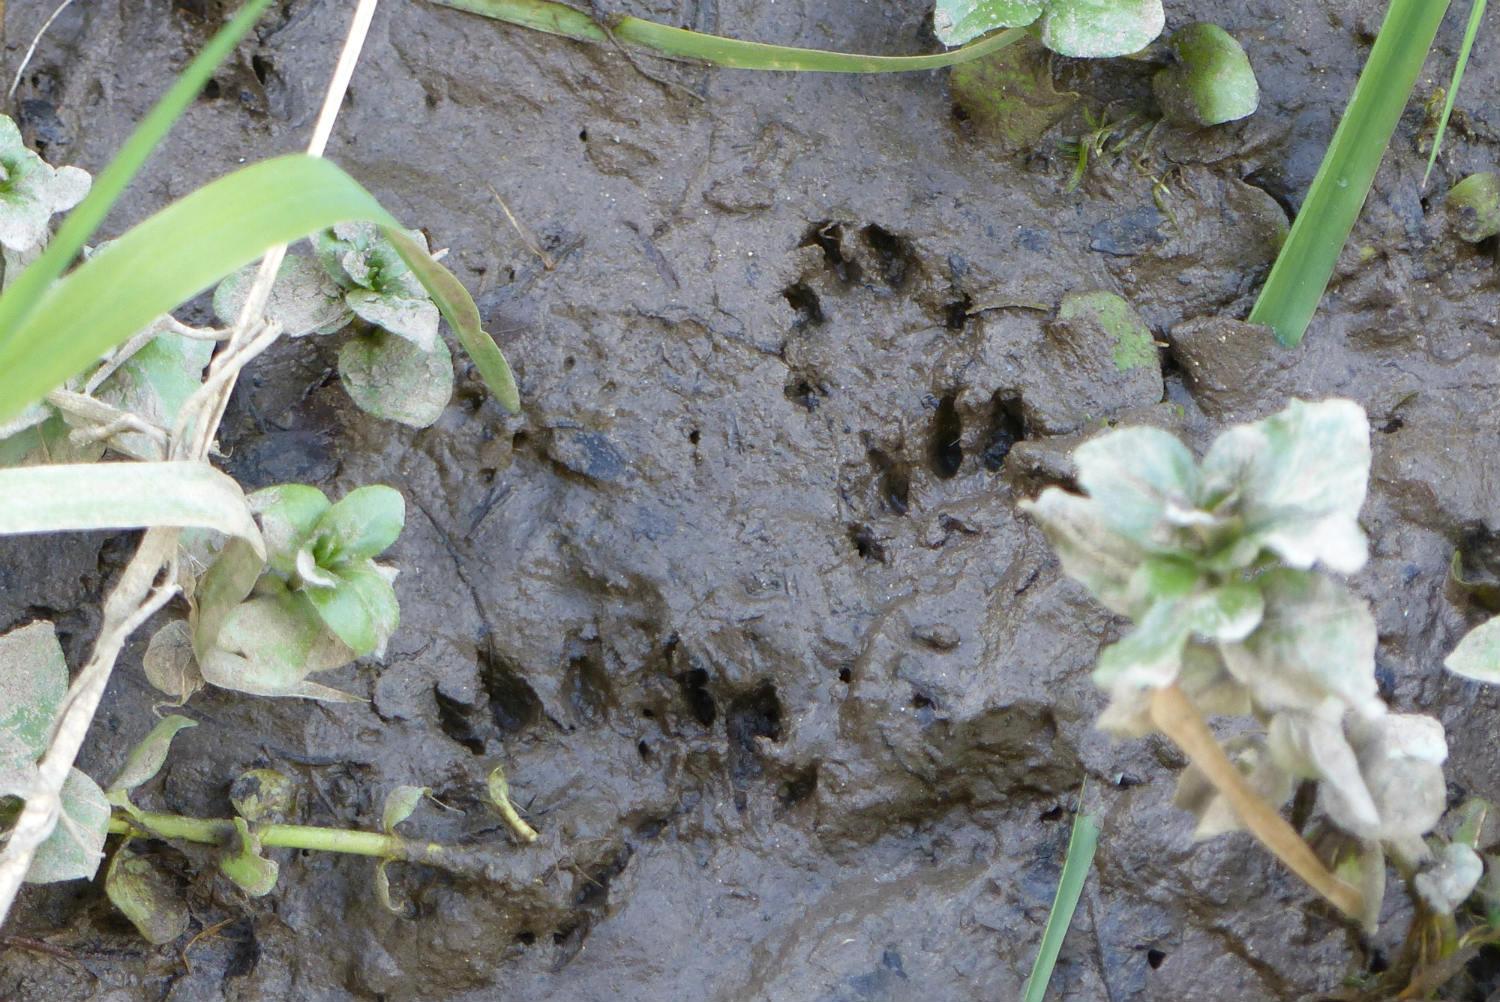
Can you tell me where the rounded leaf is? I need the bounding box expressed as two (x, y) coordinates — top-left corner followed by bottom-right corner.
(1447, 172), (1500, 244)
(1446, 614), (1500, 685)
(1038, 0), (1164, 58)
(345, 289), (439, 352)
(338, 330), (453, 429)
(314, 485), (406, 564)
(1152, 24), (1259, 127)
(230, 768), (299, 823)
(106, 846), (191, 944)
(933, 0), (1044, 46)
(381, 785), (430, 833)
(213, 255), (351, 337)
(304, 561), (399, 657)
(249, 484), (331, 576)
(26, 767), (111, 883)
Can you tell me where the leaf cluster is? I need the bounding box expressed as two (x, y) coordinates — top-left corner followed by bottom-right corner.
(1022, 400), (1450, 859)
(147, 484), (404, 702)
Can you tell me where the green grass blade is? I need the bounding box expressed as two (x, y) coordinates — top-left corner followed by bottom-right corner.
(1421, 0), (1485, 190)
(429, 0), (1026, 71)
(1022, 790), (1099, 1002)
(0, 0), (276, 339)
(0, 462), (263, 555)
(1247, 0), (1450, 347)
(0, 155), (518, 423)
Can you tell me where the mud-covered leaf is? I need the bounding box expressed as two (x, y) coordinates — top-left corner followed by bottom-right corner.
(1187, 580), (1264, 642)
(1219, 570), (1379, 716)
(1445, 614), (1500, 685)
(219, 817), (278, 896)
(249, 483), (330, 577)
(1346, 711), (1447, 842)
(1037, 0), (1164, 58)
(303, 560), (399, 657)
(338, 329), (453, 428)
(230, 768), (298, 824)
(213, 254), (351, 337)
(91, 321), (215, 461)
(1268, 711), (1379, 835)
(142, 621), (204, 704)
(0, 462), (264, 557)
(0, 620), (68, 766)
(345, 290), (440, 352)
(26, 767), (110, 883)
(373, 859), (410, 915)
(1021, 488), (1151, 617)
(1200, 399), (1370, 574)
(933, 0), (1043, 46)
(314, 485), (405, 564)
(189, 536), (264, 663)
(1415, 842), (1483, 915)
(199, 588), (361, 701)
(381, 785), (430, 833)
(107, 715), (196, 798)
(1073, 425), (1198, 546)
(106, 845), (191, 944)
(1153, 23), (1259, 127)
(1447, 172), (1500, 244)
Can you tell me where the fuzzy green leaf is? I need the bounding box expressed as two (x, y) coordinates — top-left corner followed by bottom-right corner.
(1093, 599), (1190, 690)
(1345, 711), (1447, 842)
(107, 715), (196, 798)
(1037, 0), (1163, 58)
(1187, 580), (1264, 642)
(1073, 425), (1198, 546)
(1200, 399), (1370, 574)
(1268, 711), (1379, 834)
(25, 767), (110, 883)
(106, 845), (191, 944)
(1219, 570), (1379, 716)
(339, 329), (454, 428)
(1446, 614), (1500, 684)
(933, 0), (1043, 47)
(1415, 842), (1483, 915)
(304, 561), (399, 657)
(312, 486), (405, 565)
(249, 483), (330, 577)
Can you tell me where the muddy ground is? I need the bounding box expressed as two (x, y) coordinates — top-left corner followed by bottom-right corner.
(1, 0), (1498, 997)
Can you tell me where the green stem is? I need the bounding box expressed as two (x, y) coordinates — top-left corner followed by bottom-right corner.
(427, 0), (1027, 72)
(110, 809), (457, 867)
(1247, 0), (1450, 347)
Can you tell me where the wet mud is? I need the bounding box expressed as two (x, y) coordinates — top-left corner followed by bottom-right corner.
(1, 0), (1498, 998)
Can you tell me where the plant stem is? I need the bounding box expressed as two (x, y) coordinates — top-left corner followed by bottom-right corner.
(428, 0), (1026, 72)
(110, 810), (461, 868)
(1246, 0), (1450, 347)
(1148, 684), (1364, 922)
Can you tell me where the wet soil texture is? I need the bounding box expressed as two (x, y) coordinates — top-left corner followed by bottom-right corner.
(1, 0), (1499, 998)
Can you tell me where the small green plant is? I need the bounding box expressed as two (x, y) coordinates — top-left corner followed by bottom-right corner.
(1441, 171), (1500, 244)
(1022, 399), (1456, 926)
(0, 629), (535, 941)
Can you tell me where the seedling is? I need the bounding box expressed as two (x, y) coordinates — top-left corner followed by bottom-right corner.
(1022, 399), (1454, 927)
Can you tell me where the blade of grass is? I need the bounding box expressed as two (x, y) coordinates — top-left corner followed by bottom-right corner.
(1022, 786), (1099, 1002)
(428, 0), (1026, 71)
(0, 0), (276, 339)
(0, 155), (518, 423)
(1421, 0), (1485, 190)
(1246, 0), (1450, 347)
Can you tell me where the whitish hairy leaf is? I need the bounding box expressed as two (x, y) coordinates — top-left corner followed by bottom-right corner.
(1187, 581), (1264, 642)
(0, 462), (264, 557)
(339, 330), (453, 428)
(932, 0), (1043, 46)
(108, 715), (196, 797)
(1093, 599), (1189, 690)
(1021, 488), (1150, 617)
(1218, 570), (1379, 717)
(1073, 425), (1198, 547)
(1344, 711), (1447, 842)
(1201, 399), (1370, 574)
(106, 845), (191, 944)
(1268, 711), (1379, 835)
(1415, 842), (1483, 916)
(214, 255), (351, 338)
(1038, 0), (1163, 58)
(1445, 614), (1500, 684)
(25, 767), (110, 883)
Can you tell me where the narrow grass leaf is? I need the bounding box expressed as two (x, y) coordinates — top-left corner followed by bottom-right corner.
(430, 0), (1026, 71)
(1422, 0), (1485, 189)
(1246, 0), (1450, 347)
(0, 0), (276, 338)
(1023, 790), (1099, 1002)
(0, 463), (263, 555)
(0, 156), (518, 423)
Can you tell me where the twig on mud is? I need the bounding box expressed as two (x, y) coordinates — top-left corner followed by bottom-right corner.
(488, 184), (555, 269)
(7, 0), (75, 100)
(0, 0), (383, 930)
